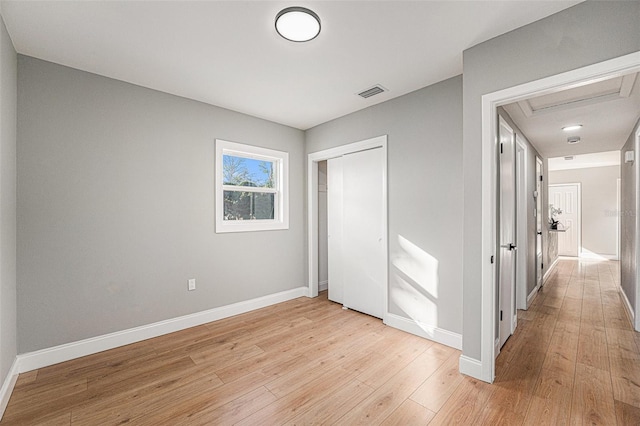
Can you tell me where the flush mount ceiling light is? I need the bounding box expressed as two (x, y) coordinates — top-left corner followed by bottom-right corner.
(562, 124), (583, 132)
(275, 7), (321, 42)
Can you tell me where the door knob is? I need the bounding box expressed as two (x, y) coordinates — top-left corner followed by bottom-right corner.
(501, 243), (517, 251)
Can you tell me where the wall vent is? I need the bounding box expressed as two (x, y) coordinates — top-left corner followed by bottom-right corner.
(358, 85), (387, 99)
(567, 136), (581, 144)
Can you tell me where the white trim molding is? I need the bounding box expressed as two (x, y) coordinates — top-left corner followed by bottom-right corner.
(526, 284), (540, 308)
(478, 51), (640, 384)
(620, 286), (635, 325)
(0, 359), (19, 420)
(543, 257), (560, 283)
(318, 280), (328, 292)
(459, 355), (483, 379)
(384, 313), (462, 350)
(15, 287), (307, 374)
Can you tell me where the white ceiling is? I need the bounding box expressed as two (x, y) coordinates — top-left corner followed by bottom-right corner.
(0, 0), (580, 130)
(503, 72), (640, 158)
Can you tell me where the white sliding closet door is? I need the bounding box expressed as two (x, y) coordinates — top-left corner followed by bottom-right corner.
(341, 147), (385, 319)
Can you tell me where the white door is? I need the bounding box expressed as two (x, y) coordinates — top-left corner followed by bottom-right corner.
(342, 148), (385, 319)
(327, 157), (344, 304)
(535, 158), (543, 289)
(549, 184), (580, 257)
(499, 117), (516, 349)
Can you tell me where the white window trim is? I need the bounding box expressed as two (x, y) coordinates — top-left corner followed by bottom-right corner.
(215, 139), (289, 233)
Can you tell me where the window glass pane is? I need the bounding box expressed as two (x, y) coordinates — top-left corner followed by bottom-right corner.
(223, 155), (274, 188)
(223, 191), (275, 220)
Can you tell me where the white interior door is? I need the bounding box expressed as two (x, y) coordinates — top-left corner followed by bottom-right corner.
(327, 157), (344, 304)
(549, 184), (580, 257)
(535, 158), (543, 289)
(499, 117), (516, 349)
(342, 148), (385, 319)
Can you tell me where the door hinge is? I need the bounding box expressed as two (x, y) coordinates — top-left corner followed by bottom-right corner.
(500, 143), (503, 154)
(491, 255), (494, 264)
(540, 175), (543, 182)
(500, 310), (503, 321)
(541, 263), (544, 269)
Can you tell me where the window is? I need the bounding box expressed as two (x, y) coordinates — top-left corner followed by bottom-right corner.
(215, 139), (289, 233)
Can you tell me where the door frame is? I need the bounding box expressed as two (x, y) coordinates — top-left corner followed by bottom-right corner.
(307, 135), (388, 319)
(477, 51), (640, 383)
(636, 126), (640, 331)
(535, 156), (544, 295)
(515, 135), (528, 312)
(548, 183), (582, 257)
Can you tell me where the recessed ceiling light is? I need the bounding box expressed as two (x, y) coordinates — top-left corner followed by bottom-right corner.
(275, 7), (321, 42)
(562, 124), (583, 132)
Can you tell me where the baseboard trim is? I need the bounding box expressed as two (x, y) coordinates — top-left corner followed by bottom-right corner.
(384, 313), (462, 350)
(0, 358), (19, 420)
(318, 280), (328, 292)
(620, 286), (635, 325)
(16, 286), (308, 374)
(543, 257), (559, 283)
(459, 355), (483, 379)
(526, 284), (540, 308)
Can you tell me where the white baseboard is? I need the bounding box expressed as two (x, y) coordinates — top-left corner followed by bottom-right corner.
(526, 284), (540, 308)
(384, 313), (462, 350)
(543, 257), (559, 283)
(16, 286), (308, 374)
(619, 286), (635, 326)
(0, 358), (19, 421)
(318, 280), (328, 292)
(459, 355), (483, 379)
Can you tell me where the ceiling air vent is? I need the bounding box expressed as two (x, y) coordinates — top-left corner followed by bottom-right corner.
(564, 156), (574, 161)
(358, 85), (387, 99)
(567, 136), (581, 144)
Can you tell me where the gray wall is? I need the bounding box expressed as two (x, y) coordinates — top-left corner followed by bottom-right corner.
(306, 76), (463, 336)
(550, 165), (620, 257)
(17, 56), (305, 353)
(621, 119), (639, 323)
(0, 15), (17, 387)
(462, 1), (640, 360)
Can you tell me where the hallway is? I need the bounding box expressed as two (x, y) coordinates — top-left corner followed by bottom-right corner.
(435, 258), (640, 424)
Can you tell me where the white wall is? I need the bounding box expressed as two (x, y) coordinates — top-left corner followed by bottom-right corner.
(550, 165), (620, 258)
(306, 76), (463, 340)
(0, 13), (17, 396)
(17, 56), (305, 353)
(462, 0), (640, 362)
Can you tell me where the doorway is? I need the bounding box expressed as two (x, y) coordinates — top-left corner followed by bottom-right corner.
(477, 52), (640, 383)
(548, 183), (581, 257)
(307, 135), (388, 320)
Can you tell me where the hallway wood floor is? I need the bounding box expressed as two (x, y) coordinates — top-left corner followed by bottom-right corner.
(1, 258), (639, 425)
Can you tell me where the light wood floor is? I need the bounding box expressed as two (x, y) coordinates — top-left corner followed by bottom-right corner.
(2, 258), (640, 425)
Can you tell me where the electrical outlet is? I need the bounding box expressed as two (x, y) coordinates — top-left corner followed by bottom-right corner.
(188, 279), (196, 291)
